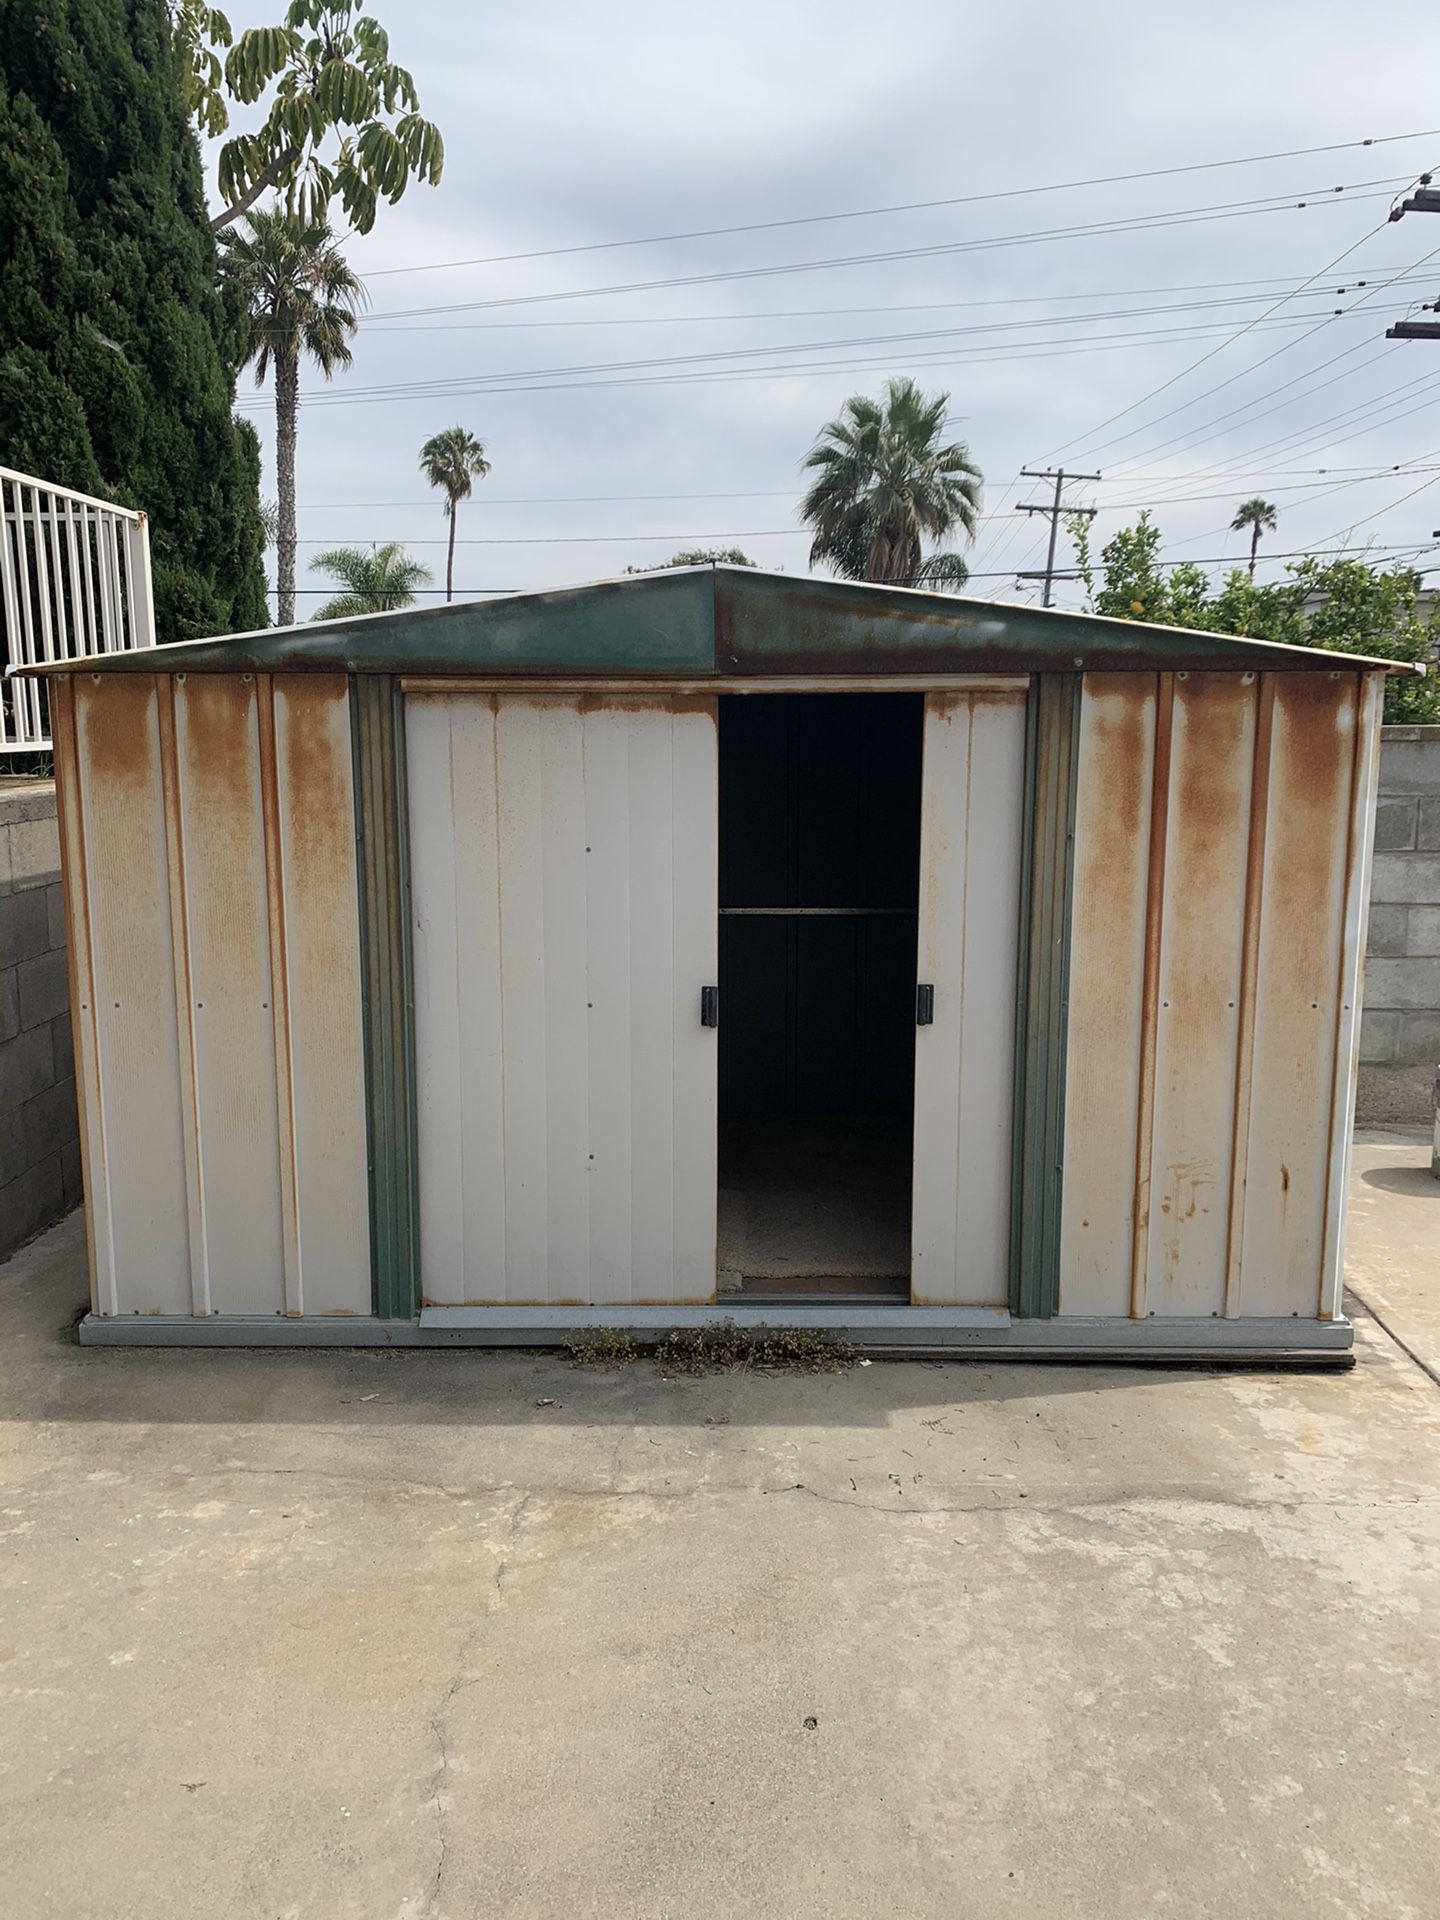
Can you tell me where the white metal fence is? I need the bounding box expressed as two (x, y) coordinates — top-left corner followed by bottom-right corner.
(1, 465), (156, 755)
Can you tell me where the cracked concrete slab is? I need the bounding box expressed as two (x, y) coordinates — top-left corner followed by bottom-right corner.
(0, 1159), (1437, 1919)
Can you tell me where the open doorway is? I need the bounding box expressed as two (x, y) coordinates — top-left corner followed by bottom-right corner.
(717, 692), (924, 1302)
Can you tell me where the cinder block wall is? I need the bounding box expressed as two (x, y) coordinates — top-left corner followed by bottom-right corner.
(0, 782), (80, 1259)
(1358, 724), (1440, 1123)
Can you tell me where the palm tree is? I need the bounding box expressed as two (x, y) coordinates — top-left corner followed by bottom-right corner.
(310, 544), (432, 621)
(419, 427), (492, 603)
(1231, 498), (1278, 579)
(800, 377), (982, 590)
(221, 209), (366, 624)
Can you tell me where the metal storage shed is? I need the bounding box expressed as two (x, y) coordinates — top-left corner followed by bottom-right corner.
(25, 565), (1410, 1359)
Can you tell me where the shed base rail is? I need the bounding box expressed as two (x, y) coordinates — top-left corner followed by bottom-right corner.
(77, 1307), (1354, 1363)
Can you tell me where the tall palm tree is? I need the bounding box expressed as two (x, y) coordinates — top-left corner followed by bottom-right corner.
(800, 377), (982, 589)
(419, 427), (492, 603)
(221, 209), (366, 625)
(1231, 497), (1278, 579)
(310, 544), (432, 621)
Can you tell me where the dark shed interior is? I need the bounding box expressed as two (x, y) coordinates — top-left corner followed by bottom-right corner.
(717, 693), (923, 1298)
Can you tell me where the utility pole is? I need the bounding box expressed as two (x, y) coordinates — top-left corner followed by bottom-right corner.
(1014, 469), (1100, 607)
(1384, 175), (1440, 340)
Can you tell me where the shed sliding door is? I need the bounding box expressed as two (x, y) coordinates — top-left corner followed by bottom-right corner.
(406, 692), (718, 1306)
(909, 690), (1028, 1306)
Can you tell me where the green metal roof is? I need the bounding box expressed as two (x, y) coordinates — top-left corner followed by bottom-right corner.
(18, 564), (1419, 677)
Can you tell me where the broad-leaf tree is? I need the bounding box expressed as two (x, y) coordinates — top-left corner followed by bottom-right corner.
(311, 541), (430, 618)
(0, 0), (266, 640)
(1069, 512), (1438, 722)
(170, 0), (445, 233)
(800, 377), (981, 589)
(221, 209), (364, 624)
(1231, 497), (1278, 578)
(624, 547), (756, 573)
(419, 426), (491, 603)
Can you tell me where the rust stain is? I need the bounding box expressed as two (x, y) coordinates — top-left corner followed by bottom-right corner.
(76, 673), (160, 793)
(1223, 675), (1274, 1319)
(1130, 674), (1174, 1317)
(1280, 1163), (1290, 1193)
(574, 689), (717, 716)
(276, 674), (353, 878)
(1259, 675), (1356, 1001)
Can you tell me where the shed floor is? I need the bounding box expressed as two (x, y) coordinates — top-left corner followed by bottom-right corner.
(717, 1116), (911, 1293)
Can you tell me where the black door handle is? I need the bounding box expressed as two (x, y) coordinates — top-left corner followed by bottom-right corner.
(916, 983), (934, 1026)
(701, 985), (719, 1029)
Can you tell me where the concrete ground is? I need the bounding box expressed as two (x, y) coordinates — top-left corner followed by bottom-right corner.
(1, 1141), (1437, 1919)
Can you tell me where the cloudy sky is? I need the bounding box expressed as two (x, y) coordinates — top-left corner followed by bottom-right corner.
(213, 1), (1440, 616)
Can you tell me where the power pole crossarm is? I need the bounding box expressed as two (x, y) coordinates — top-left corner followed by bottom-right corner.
(1015, 468), (1101, 607)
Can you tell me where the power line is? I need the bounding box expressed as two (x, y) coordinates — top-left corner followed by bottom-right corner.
(1037, 171), (1440, 467)
(363, 180), (1406, 323)
(361, 270), (1440, 333)
(362, 131), (1440, 279)
(1106, 241), (1440, 477)
(239, 305), (1418, 415)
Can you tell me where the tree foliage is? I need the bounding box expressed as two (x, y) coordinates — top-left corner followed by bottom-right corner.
(625, 547), (756, 573)
(221, 209), (363, 623)
(800, 378), (980, 589)
(171, 0), (444, 232)
(420, 426), (491, 603)
(0, 0), (266, 641)
(310, 541), (430, 618)
(1068, 512), (1438, 721)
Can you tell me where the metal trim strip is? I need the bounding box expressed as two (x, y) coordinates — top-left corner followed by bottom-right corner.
(352, 676), (421, 1319)
(1009, 673), (1081, 1319)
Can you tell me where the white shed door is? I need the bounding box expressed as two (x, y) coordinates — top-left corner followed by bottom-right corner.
(406, 692), (718, 1306)
(909, 690), (1028, 1306)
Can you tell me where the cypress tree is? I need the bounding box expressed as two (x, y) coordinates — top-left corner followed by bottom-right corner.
(0, 0), (266, 641)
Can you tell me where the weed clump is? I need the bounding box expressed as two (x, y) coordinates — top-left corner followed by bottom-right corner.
(562, 1327), (638, 1369)
(654, 1321), (858, 1375)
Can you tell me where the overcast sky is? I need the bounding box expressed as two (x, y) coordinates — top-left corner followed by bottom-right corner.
(213, 1), (1440, 616)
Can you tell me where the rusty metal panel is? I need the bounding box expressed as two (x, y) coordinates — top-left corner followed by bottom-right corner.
(1057, 675), (1157, 1317)
(50, 677), (106, 1313)
(270, 674), (371, 1314)
(910, 690), (1027, 1306)
(1234, 673), (1358, 1317)
(1144, 673), (1257, 1317)
(172, 673), (287, 1315)
(1319, 669), (1386, 1318)
(406, 691), (718, 1307)
(73, 673), (192, 1314)
(30, 566), (1416, 681)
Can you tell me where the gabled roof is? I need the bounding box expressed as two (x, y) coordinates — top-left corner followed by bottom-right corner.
(17, 564), (1420, 677)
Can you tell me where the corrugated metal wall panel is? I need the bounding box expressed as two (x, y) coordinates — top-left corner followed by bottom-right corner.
(1234, 674), (1357, 1316)
(1145, 674), (1257, 1316)
(1060, 668), (1373, 1323)
(910, 690), (1026, 1307)
(407, 693), (718, 1306)
(172, 674), (286, 1315)
(73, 674), (192, 1314)
(65, 670), (370, 1318)
(269, 676), (371, 1316)
(1058, 675), (1157, 1317)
